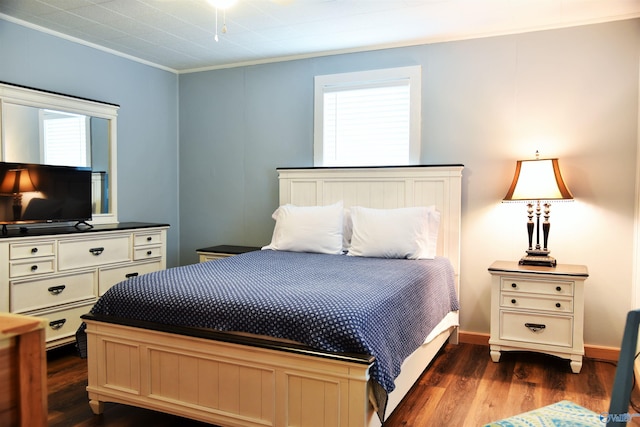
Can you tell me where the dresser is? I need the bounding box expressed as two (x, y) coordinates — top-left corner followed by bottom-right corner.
(0, 222), (169, 349)
(488, 261), (588, 373)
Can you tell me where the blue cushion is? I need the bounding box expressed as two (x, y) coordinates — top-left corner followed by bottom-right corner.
(485, 400), (603, 426)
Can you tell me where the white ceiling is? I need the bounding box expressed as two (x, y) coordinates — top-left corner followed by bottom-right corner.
(1, 0), (639, 73)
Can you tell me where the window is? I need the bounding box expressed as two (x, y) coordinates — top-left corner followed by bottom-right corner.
(41, 110), (90, 167)
(314, 66), (421, 166)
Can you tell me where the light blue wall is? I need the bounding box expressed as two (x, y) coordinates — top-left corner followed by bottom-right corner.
(179, 19), (640, 347)
(0, 19), (180, 267)
(178, 62), (313, 259)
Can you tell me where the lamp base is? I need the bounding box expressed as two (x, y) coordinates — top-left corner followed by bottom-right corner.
(519, 254), (557, 267)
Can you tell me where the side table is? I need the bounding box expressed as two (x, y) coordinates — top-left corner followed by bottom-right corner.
(196, 244), (261, 263)
(488, 260), (588, 373)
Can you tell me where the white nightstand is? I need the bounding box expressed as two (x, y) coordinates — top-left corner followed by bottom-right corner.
(196, 245), (260, 263)
(488, 261), (588, 373)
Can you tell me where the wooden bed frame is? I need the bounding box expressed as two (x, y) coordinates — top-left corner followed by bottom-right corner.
(83, 165), (463, 427)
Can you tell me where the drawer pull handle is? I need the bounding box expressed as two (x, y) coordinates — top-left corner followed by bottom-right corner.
(89, 247), (104, 256)
(146, 250), (152, 255)
(48, 285), (66, 295)
(31, 247), (38, 254)
(30, 265), (38, 272)
(511, 299), (516, 304)
(511, 283), (517, 288)
(125, 272), (139, 279)
(525, 323), (546, 332)
(556, 286), (562, 292)
(556, 302), (561, 308)
(49, 319), (66, 330)
(147, 236), (152, 241)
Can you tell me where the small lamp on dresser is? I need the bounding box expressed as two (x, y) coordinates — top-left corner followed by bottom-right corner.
(0, 167), (37, 222)
(503, 151), (573, 267)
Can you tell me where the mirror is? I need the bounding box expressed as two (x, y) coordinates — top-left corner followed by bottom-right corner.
(3, 104), (110, 214)
(0, 82), (119, 224)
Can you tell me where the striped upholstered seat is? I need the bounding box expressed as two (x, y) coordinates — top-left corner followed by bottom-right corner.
(484, 400), (603, 426)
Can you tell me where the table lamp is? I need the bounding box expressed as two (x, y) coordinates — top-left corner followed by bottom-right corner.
(503, 151), (573, 267)
(0, 168), (37, 221)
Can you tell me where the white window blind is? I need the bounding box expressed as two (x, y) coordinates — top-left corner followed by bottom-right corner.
(42, 110), (90, 167)
(314, 66), (421, 167)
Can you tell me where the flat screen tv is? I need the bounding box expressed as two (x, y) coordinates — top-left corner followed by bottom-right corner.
(0, 161), (92, 233)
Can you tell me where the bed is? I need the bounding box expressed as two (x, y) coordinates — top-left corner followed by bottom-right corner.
(80, 165), (463, 427)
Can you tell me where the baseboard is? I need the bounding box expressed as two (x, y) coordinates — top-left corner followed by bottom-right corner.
(458, 331), (620, 362)
(585, 344), (620, 362)
(458, 331), (489, 346)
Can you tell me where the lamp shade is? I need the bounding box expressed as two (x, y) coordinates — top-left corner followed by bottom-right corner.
(503, 158), (573, 201)
(0, 168), (37, 194)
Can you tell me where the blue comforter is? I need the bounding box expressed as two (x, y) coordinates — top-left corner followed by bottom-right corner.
(83, 250), (458, 399)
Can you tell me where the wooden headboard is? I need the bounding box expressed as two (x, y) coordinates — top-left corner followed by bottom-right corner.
(277, 165), (463, 289)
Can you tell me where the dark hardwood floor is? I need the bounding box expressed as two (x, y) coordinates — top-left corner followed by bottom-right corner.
(47, 342), (640, 426)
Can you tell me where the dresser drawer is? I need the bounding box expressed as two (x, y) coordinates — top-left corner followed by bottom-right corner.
(500, 311), (572, 347)
(133, 245), (162, 260)
(9, 258), (55, 278)
(500, 292), (573, 313)
(98, 260), (163, 296)
(58, 235), (131, 271)
(134, 231), (163, 246)
(9, 241), (55, 260)
(500, 277), (574, 296)
(10, 270), (96, 313)
(34, 304), (93, 344)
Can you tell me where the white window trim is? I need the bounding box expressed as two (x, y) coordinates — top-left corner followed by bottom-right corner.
(313, 65), (422, 166)
(39, 110), (91, 167)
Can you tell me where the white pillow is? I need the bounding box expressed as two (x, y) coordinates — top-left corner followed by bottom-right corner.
(262, 201), (344, 255)
(347, 206), (440, 259)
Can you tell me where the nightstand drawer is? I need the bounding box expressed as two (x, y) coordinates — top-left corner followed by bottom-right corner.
(501, 277), (574, 296)
(196, 245), (261, 263)
(500, 311), (572, 347)
(501, 292), (573, 313)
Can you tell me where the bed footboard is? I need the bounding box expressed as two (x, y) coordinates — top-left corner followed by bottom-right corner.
(84, 319), (375, 427)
